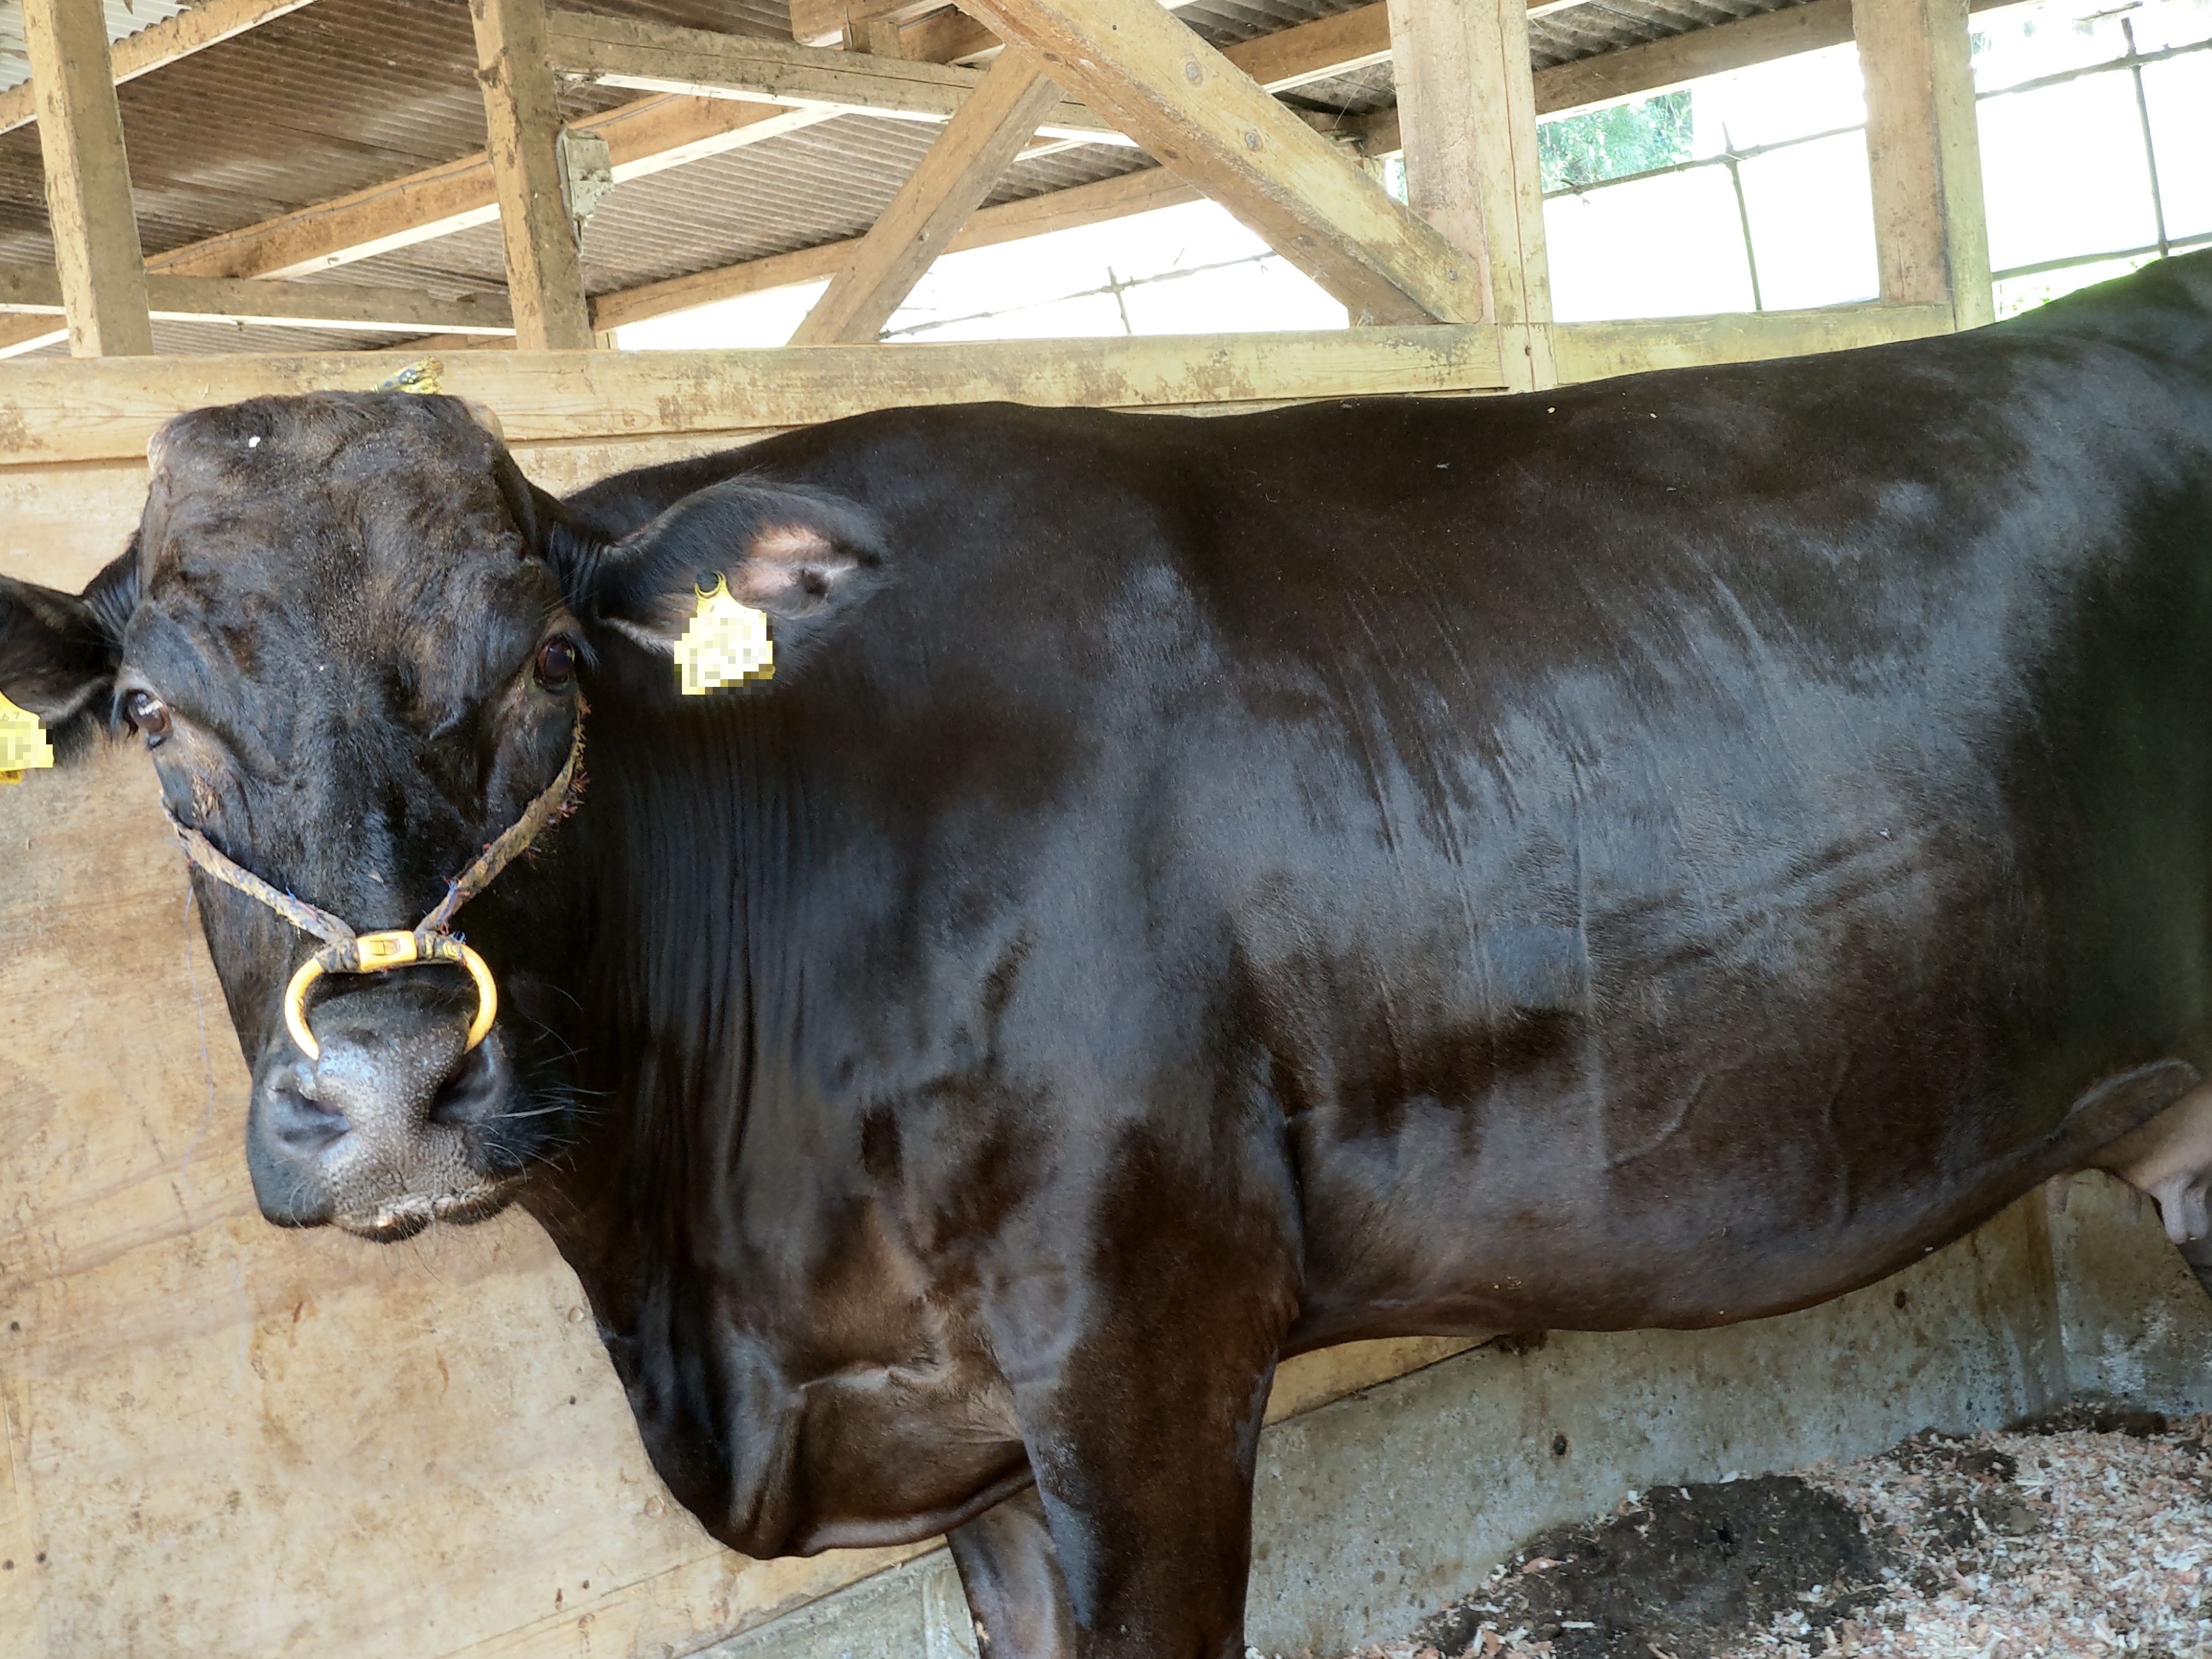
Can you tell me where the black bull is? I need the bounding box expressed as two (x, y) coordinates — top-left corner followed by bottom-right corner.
(7, 251), (2212, 1655)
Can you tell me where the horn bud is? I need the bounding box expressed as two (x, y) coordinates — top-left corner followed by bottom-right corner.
(461, 398), (505, 442)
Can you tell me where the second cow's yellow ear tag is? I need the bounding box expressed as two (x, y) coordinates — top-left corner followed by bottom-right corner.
(676, 573), (774, 696)
(0, 689), (55, 785)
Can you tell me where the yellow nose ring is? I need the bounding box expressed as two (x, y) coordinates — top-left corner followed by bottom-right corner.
(283, 929), (500, 1063)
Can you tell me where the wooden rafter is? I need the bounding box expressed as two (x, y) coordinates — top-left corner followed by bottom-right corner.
(955, 0), (1479, 325)
(22, 0), (153, 357)
(471, 0), (594, 351)
(592, 165), (1199, 332)
(831, 0), (1628, 72)
(0, 0), (319, 139)
(542, 10), (1122, 143)
(791, 50), (1063, 344)
(0, 263), (514, 334)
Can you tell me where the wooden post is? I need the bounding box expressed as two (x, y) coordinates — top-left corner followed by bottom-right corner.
(957, 0), (1481, 325)
(1386, 0), (1554, 385)
(21, 0), (153, 357)
(1858, 0), (1993, 330)
(470, 0), (595, 351)
(792, 50), (1063, 345)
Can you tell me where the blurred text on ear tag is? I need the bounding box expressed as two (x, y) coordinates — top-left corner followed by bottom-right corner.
(677, 575), (775, 696)
(374, 357), (444, 394)
(0, 691), (54, 785)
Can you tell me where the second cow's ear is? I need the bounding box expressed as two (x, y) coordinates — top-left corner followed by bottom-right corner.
(0, 545), (140, 760)
(584, 478), (887, 659)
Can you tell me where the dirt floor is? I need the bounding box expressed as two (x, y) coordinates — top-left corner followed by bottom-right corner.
(1316, 1406), (2212, 1659)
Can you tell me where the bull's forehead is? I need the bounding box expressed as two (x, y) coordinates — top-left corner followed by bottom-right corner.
(131, 392), (558, 717)
(145, 391), (515, 573)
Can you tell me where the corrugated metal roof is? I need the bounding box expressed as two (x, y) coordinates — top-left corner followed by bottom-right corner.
(0, 0), (194, 97)
(1530, 0), (1791, 66)
(2, 0), (1826, 355)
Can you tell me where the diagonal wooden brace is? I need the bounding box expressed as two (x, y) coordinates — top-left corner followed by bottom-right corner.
(952, 0), (1482, 325)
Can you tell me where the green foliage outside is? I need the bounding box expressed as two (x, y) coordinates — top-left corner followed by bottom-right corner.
(1537, 91), (1695, 193)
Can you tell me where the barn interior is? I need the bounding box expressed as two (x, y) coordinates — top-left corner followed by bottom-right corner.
(1, 0), (2210, 1654)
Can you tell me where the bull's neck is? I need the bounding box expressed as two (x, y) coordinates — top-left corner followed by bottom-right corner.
(518, 675), (808, 1310)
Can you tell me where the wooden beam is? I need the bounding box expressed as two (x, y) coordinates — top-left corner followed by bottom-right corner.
(544, 9), (1121, 143)
(1228, 3), (1392, 92)
(1532, 0), (1855, 115)
(171, 99), (831, 286)
(0, 329), (1512, 467)
(0, 0), (320, 140)
(792, 50), (1064, 344)
(1858, 0), (1994, 329)
(1009, 2), (1395, 162)
(470, 0), (594, 351)
(22, 0), (154, 357)
(1387, 0), (1552, 386)
(792, 0), (959, 49)
(956, 0), (1480, 325)
(1550, 301), (1954, 381)
(897, 5), (998, 63)
(0, 263), (514, 334)
(593, 164), (1199, 332)
(796, 0), (1214, 53)
(0, 95), (833, 359)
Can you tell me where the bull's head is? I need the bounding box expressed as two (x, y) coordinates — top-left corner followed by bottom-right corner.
(0, 392), (881, 1239)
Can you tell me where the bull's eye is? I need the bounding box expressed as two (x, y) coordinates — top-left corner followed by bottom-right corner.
(533, 636), (580, 690)
(124, 690), (171, 746)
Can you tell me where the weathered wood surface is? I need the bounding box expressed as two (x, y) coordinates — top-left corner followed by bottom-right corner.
(0, 329), (1515, 466)
(1858, 0), (1994, 329)
(0, 263), (515, 335)
(589, 165), (1202, 332)
(958, 0), (1480, 325)
(1387, 0), (1553, 387)
(20, 0), (152, 357)
(790, 49), (1064, 345)
(472, 0), (595, 352)
(544, 9), (1117, 141)
(1550, 302), (1955, 381)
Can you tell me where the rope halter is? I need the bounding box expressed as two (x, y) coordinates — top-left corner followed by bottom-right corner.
(162, 720), (584, 1062)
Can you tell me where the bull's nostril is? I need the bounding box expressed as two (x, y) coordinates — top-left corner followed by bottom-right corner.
(266, 1077), (349, 1154)
(428, 1039), (503, 1129)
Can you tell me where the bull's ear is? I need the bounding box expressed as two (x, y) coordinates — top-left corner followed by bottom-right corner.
(581, 478), (886, 658)
(0, 546), (138, 760)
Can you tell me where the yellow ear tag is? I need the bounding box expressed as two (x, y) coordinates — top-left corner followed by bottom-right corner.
(0, 690), (55, 785)
(676, 573), (774, 696)
(373, 357), (444, 395)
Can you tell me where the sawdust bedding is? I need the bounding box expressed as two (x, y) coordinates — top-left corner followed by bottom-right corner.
(1301, 1405), (2212, 1659)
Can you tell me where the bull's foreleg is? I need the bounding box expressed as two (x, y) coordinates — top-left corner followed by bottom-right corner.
(947, 1485), (1077, 1658)
(978, 1131), (1300, 1659)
